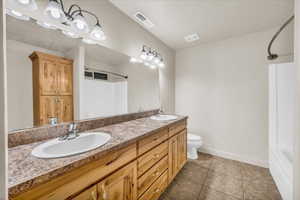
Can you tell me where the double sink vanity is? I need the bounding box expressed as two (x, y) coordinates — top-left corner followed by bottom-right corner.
(8, 111), (188, 200)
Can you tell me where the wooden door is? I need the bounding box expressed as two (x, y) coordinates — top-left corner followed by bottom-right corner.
(57, 96), (73, 123)
(168, 135), (179, 182)
(97, 161), (137, 200)
(177, 130), (187, 169)
(72, 185), (97, 200)
(39, 96), (57, 126)
(40, 59), (58, 95)
(57, 62), (73, 95)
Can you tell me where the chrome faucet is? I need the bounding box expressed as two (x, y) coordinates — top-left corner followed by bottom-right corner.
(59, 122), (79, 140)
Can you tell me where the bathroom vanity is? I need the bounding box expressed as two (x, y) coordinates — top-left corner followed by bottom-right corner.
(8, 114), (187, 200)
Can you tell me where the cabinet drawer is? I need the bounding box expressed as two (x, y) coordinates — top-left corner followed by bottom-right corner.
(14, 143), (137, 200)
(138, 170), (168, 200)
(138, 129), (168, 155)
(137, 141), (168, 177)
(169, 120), (186, 137)
(138, 156), (168, 197)
(71, 185), (97, 200)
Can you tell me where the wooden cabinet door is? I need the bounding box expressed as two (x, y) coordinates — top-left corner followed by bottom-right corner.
(72, 185), (97, 200)
(40, 59), (58, 95)
(97, 161), (137, 200)
(39, 96), (57, 126)
(168, 135), (179, 182)
(57, 96), (73, 123)
(177, 130), (187, 169)
(57, 62), (73, 95)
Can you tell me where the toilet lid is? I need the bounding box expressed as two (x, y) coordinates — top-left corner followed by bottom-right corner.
(188, 134), (202, 141)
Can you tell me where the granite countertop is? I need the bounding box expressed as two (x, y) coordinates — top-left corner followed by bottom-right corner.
(8, 115), (187, 197)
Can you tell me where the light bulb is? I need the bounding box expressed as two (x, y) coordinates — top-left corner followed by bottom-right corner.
(36, 21), (57, 30)
(158, 61), (165, 68)
(62, 30), (79, 38)
(6, 9), (30, 21)
(9, 0), (38, 10)
(90, 24), (106, 41)
(147, 52), (154, 61)
(18, 0), (30, 5)
(154, 56), (160, 64)
(44, 0), (64, 20)
(72, 14), (89, 33)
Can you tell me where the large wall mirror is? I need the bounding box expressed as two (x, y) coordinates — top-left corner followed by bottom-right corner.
(6, 16), (160, 131)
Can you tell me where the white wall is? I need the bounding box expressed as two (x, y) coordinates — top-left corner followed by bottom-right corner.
(0, 1), (7, 198)
(176, 27), (294, 167)
(6, 40), (65, 131)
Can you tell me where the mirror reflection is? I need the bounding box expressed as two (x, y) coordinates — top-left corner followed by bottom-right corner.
(6, 16), (160, 131)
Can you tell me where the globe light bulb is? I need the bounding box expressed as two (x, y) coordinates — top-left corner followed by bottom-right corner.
(44, 0), (64, 20)
(90, 24), (106, 41)
(72, 14), (89, 33)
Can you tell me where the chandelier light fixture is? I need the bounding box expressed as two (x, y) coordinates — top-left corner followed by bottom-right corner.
(6, 0), (107, 44)
(130, 45), (165, 69)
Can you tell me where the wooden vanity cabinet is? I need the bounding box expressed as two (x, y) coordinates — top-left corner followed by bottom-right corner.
(30, 51), (73, 126)
(168, 129), (187, 182)
(12, 119), (187, 200)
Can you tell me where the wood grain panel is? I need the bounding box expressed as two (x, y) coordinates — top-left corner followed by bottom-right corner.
(138, 170), (168, 200)
(138, 129), (168, 155)
(138, 156), (168, 197)
(137, 141), (168, 177)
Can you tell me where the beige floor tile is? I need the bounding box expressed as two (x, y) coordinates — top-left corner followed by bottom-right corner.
(190, 152), (214, 169)
(240, 163), (273, 182)
(198, 186), (242, 200)
(175, 162), (209, 185)
(204, 171), (244, 199)
(243, 178), (282, 200)
(165, 181), (203, 200)
(210, 157), (243, 179)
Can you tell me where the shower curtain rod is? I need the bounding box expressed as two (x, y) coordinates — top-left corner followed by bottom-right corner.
(267, 15), (294, 60)
(85, 66), (128, 79)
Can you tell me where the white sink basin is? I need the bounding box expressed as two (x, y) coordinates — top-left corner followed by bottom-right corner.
(150, 114), (178, 121)
(32, 132), (111, 159)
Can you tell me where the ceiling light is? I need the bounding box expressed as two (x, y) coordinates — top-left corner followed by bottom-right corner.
(72, 13), (89, 33)
(153, 55), (160, 64)
(184, 33), (200, 43)
(82, 38), (97, 45)
(36, 21), (57, 30)
(62, 30), (79, 38)
(44, 0), (64, 20)
(8, 0), (37, 10)
(90, 23), (106, 41)
(6, 9), (30, 21)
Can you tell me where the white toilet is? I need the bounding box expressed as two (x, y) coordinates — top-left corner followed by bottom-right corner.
(187, 133), (203, 159)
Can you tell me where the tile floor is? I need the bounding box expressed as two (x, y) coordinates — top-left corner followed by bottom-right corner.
(159, 153), (282, 200)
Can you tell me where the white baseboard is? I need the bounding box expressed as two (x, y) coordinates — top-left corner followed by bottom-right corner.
(269, 152), (293, 200)
(199, 145), (269, 168)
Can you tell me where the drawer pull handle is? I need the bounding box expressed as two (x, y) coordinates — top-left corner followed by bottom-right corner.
(105, 153), (122, 166)
(153, 171), (160, 176)
(154, 188), (160, 193)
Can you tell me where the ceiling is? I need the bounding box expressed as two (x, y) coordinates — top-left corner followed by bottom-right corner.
(109, 0), (294, 50)
(6, 16), (130, 66)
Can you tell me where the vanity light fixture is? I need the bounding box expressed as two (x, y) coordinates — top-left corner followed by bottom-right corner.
(8, 0), (37, 11)
(137, 45), (165, 68)
(7, 0), (107, 44)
